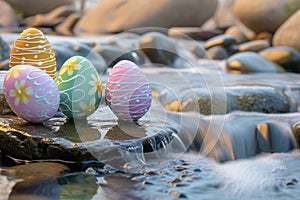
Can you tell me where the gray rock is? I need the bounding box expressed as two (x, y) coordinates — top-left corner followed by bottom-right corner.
(0, 71), (13, 115)
(0, 0), (18, 28)
(135, 32), (178, 67)
(5, 0), (75, 17)
(204, 34), (236, 50)
(52, 42), (106, 73)
(93, 45), (145, 68)
(226, 52), (285, 73)
(180, 86), (290, 115)
(74, 0), (218, 35)
(207, 46), (228, 60)
(238, 40), (270, 52)
(273, 9), (300, 52)
(234, 0), (300, 33)
(259, 46), (300, 72)
(225, 26), (248, 44)
(0, 35), (10, 63)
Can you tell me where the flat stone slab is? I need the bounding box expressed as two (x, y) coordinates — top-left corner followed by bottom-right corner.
(1, 105), (300, 165)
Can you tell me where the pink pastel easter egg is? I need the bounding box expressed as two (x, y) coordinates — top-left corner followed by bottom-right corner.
(4, 65), (59, 123)
(105, 60), (152, 121)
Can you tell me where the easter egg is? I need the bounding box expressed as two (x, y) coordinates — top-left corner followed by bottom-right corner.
(4, 65), (60, 123)
(105, 60), (152, 121)
(9, 28), (57, 79)
(56, 56), (102, 118)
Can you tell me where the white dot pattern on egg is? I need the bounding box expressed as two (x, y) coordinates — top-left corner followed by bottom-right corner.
(56, 56), (102, 118)
(105, 60), (152, 121)
(9, 28), (57, 79)
(3, 65), (60, 123)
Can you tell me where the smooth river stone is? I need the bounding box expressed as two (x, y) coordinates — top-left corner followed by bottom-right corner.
(0, 71), (13, 115)
(52, 42), (106, 73)
(179, 86), (290, 115)
(0, 35), (10, 70)
(259, 46), (300, 72)
(226, 52), (285, 73)
(273, 9), (300, 52)
(204, 34), (236, 50)
(0, 0), (18, 28)
(147, 69), (300, 114)
(207, 46), (228, 60)
(74, 0), (218, 35)
(94, 45), (145, 68)
(238, 40), (270, 52)
(168, 27), (223, 41)
(224, 26), (248, 44)
(234, 0), (300, 33)
(135, 32), (178, 67)
(5, 0), (74, 17)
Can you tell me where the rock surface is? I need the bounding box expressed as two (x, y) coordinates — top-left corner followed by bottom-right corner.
(273, 9), (300, 52)
(259, 46), (300, 72)
(135, 32), (178, 67)
(5, 0), (75, 17)
(226, 52), (285, 73)
(0, 0), (18, 28)
(234, 0), (300, 33)
(74, 0), (218, 35)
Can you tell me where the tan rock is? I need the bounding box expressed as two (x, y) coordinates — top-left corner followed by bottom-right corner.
(4, 0), (74, 17)
(273, 9), (300, 52)
(234, 0), (300, 33)
(75, 0), (218, 35)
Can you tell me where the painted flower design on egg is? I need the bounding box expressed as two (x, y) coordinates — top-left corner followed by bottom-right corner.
(59, 56), (82, 76)
(5, 67), (21, 81)
(78, 98), (96, 117)
(56, 56), (102, 118)
(9, 80), (34, 106)
(88, 74), (102, 98)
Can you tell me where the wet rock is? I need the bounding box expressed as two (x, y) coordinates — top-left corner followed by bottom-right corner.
(149, 70), (300, 114)
(207, 46), (228, 60)
(234, 0), (300, 33)
(238, 40), (270, 52)
(259, 46), (300, 72)
(135, 32), (178, 67)
(0, 71), (13, 115)
(180, 86), (290, 115)
(256, 121), (297, 153)
(273, 9), (300, 52)
(204, 34), (236, 51)
(0, 0), (18, 28)
(58, 173), (98, 199)
(226, 52), (285, 73)
(4, 162), (70, 200)
(225, 26), (248, 44)
(168, 27), (223, 41)
(74, 0), (218, 35)
(22, 5), (77, 27)
(52, 41), (106, 73)
(0, 105), (179, 171)
(6, 0), (75, 17)
(0, 35), (10, 65)
(94, 45), (145, 68)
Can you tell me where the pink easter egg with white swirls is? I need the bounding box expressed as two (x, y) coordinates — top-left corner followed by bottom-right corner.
(105, 60), (152, 121)
(4, 65), (59, 123)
